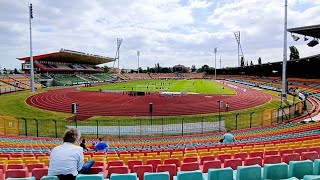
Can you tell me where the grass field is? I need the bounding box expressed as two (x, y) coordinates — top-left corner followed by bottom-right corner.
(84, 79), (236, 95)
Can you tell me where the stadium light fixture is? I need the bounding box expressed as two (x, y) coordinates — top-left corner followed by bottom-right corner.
(307, 38), (319, 47)
(291, 33), (300, 41)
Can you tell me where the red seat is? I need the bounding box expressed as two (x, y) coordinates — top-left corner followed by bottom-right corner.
(279, 149), (294, 157)
(84, 152), (94, 157)
(244, 157), (263, 166)
(88, 166), (104, 174)
(249, 151), (264, 158)
(92, 161), (105, 167)
(146, 159), (162, 172)
(234, 152), (248, 161)
(308, 146), (320, 154)
(183, 157), (198, 163)
(264, 150), (278, 156)
(107, 166), (129, 178)
(27, 163), (45, 172)
(32, 167), (48, 180)
(224, 158), (242, 170)
(294, 148), (308, 156)
(264, 155), (281, 165)
(0, 154), (10, 159)
(180, 162), (200, 171)
(95, 152), (105, 156)
(301, 151), (318, 161)
(282, 153), (300, 164)
(201, 160), (221, 173)
(200, 155), (215, 165)
(0, 164), (6, 173)
(164, 158), (180, 168)
(157, 164), (177, 180)
(128, 160), (143, 172)
(107, 160), (124, 168)
(6, 169), (28, 178)
(11, 154), (23, 158)
(133, 165), (153, 180)
(0, 169), (4, 180)
(217, 154), (232, 164)
(7, 164), (25, 170)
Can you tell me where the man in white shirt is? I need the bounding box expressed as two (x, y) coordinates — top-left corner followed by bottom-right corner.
(48, 128), (94, 180)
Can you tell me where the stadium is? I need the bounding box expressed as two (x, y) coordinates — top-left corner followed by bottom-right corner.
(1, 1), (320, 180)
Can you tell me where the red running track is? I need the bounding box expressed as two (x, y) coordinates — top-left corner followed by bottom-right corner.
(26, 85), (272, 117)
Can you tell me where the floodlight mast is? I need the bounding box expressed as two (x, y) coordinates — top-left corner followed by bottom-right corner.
(234, 31), (241, 67)
(29, 3), (35, 93)
(281, 0), (288, 101)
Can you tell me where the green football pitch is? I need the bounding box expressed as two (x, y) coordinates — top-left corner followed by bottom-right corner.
(85, 79), (236, 94)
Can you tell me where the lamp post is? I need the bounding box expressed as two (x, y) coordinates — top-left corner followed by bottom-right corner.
(29, 4), (35, 93)
(137, 51), (140, 74)
(281, 0), (288, 101)
(149, 102), (153, 125)
(214, 48), (217, 80)
(235, 113), (239, 130)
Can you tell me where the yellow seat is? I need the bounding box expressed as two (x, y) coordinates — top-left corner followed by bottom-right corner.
(171, 152), (183, 156)
(106, 157), (120, 163)
(232, 147), (242, 151)
(185, 150), (196, 154)
(39, 159), (50, 166)
(160, 152), (170, 157)
(23, 157), (36, 162)
(197, 149), (208, 154)
(124, 156), (137, 164)
(91, 157), (105, 162)
(264, 147), (276, 151)
(171, 154), (183, 161)
(7, 160), (23, 164)
(0, 160), (7, 164)
(221, 148), (231, 152)
(213, 151), (225, 157)
(147, 153), (157, 159)
(156, 155), (169, 163)
(185, 153), (198, 158)
(133, 153), (144, 159)
(226, 150), (238, 156)
(106, 154), (118, 158)
(199, 152), (212, 158)
(25, 159), (40, 165)
(119, 154), (131, 161)
(141, 156), (153, 165)
(240, 149), (251, 153)
(254, 145), (264, 148)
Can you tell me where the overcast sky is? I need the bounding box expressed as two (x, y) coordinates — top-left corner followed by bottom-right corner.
(0, 0), (319, 70)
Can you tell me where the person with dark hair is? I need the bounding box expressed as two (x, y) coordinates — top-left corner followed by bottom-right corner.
(223, 130), (235, 144)
(48, 128), (94, 180)
(94, 138), (108, 151)
(80, 139), (88, 151)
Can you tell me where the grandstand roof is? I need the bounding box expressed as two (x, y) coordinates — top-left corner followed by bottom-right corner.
(17, 49), (115, 65)
(288, 24), (320, 39)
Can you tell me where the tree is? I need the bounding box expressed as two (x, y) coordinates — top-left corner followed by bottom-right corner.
(289, 46), (300, 60)
(250, 61), (253, 66)
(258, 57), (262, 65)
(3, 68), (7, 74)
(246, 61), (249, 66)
(191, 65), (196, 72)
(182, 68), (188, 73)
(240, 57), (245, 67)
(102, 66), (110, 73)
(14, 68), (20, 74)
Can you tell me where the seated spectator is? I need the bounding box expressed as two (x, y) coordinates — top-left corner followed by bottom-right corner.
(223, 130), (236, 144)
(94, 138), (108, 151)
(48, 128), (94, 180)
(80, 139), (88, 151)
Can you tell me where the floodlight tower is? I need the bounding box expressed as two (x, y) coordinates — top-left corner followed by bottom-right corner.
(113, 38), (122, 71)
(281, 0), (288, 101)
(29, 3), (35, 93)
(234, 31), (245, 67)
(214, 48), (217, 80)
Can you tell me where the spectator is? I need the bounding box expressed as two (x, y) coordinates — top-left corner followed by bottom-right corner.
(80, 139), (88, 151)
(48, 128), (94, 180)
(88, 142), (96, 150)
(94, 138), (108, 151)
(225, 102), (229, 112)
(223, 130), (235, 144)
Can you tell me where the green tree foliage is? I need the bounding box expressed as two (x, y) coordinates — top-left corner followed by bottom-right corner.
(258, 57), (262, 65)
(250, 61), (253, 66)
(102, 66), (110, 73)
(240, 57), (245, 67)
(191, 65), (197, 72)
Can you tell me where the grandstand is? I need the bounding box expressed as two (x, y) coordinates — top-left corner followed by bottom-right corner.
(17, 49), (115, 86)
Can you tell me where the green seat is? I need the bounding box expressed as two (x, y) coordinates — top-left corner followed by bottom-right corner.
(110, 173), (138, 180)
(314, 159), (320, 175)
(236, 165), (261, 180)
(304, 175), (320, 180)
(263, 163), (288, 180)
(173, 170), (203, 180)
(76, 174), (104, 180)
(289, 160), (314, 179)
(144, 172), (170, 180)
(6, 178), (36, 180)
(40, 176), (59, 180)
(207, 167), (233, 180)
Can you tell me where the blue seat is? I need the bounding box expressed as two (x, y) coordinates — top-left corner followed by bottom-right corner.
(76, 174), (104, 180)
(207, 167), (233, 180)
(304, 175), (320, 180)
(314, 159), (320, 175)
(263, 162), (288, 180)
(289, 160), (314, 179)
(173, 170), (203, 180)
(110, 173), (138, 180)
(40, 176), (59, 180)
(236, 165), (261, 180)
(144, 172), (170, 180)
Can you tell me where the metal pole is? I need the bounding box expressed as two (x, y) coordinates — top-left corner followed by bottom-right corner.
(29, 4), (35, 93)
(201, 117), (204, 134)
(181, 117), (184, 136)
(96, 120), (99, 139)
(137, 51), (140, 74)
(118, 120), (120, 139)
(250, 112), (254, 128)
(34, 118), (38, 137)
(161, 118), (164, 137)
(22, 118), (27, 136)
(282, 0), (288, 101)
(214, 48), (217, 80)
(53, 120), (57, 138)
(235, 113), (239, 130)
(218, 100), (221, 131)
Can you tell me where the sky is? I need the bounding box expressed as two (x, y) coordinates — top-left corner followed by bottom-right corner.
(0, 0), (319, 70)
